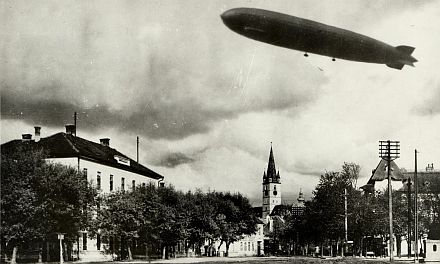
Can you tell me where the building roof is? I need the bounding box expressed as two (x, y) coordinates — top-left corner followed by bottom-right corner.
(1, 132), (164, 180)
(400, 171), (440, 194)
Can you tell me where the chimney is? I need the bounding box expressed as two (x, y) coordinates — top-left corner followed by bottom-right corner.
(22, 134), (32, 141)
(34, 126), (41, 142)
(100, 138), (110, 147)
(65, 124), (76, 135)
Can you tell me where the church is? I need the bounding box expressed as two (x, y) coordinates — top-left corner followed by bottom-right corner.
(214, 144), (305, 257)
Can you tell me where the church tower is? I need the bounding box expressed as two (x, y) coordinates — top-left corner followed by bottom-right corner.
(262, 144), (281, 219)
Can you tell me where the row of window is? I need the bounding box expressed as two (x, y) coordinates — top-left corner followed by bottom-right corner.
(83, 168), (144, 192)
(240, 241), (255, 252)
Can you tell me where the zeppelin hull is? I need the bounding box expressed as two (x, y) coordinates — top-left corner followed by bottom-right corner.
(221, 8), (417, 69)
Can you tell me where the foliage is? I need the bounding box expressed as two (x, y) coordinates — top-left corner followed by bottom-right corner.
(1, 147), (97, 263)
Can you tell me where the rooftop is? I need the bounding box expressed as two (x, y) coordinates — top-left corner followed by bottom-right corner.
(1, 132), (164, 180)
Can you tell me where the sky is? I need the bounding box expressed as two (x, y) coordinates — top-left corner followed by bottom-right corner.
(2, 0), (440, 205)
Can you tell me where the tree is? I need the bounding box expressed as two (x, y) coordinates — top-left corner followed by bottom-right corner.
(1, 148), (97, 264)
(94, 190), (147, 260)
(301, 163), (362, 256)
(216, 192), (259, 256)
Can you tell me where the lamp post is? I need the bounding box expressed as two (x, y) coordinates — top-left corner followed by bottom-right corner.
(379, 140), (400, 262)
(57, 233), (65, 264)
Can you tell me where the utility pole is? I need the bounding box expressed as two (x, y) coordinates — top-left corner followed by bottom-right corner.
(414, 149), (419, 262)
(407, 176), (412, 259)
(136, 136), (139, 163)
(344, 188), (348, 257)
(379, 140), (400, 262)
(74, 111), (77, 137)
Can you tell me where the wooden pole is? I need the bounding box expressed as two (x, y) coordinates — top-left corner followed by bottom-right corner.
(387, 140), (394, 262)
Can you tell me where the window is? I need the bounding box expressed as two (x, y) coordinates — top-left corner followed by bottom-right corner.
(248, 242), (251, 251)
(83, 168), (88, 180)
(82, 233), (87, 250)
(434, 244), (437, 252)
(132, 180), (136, 191)
(97, 172), (101, 190)
(142, 183), (146, 188)
(121, 177), (125, 191)
(273, 185), (277, 195)
(240, 242), (243, 251)
(110, 175), (113, 191)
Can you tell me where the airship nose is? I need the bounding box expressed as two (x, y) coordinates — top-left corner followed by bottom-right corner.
(221, 9), (242, 30)
(220, 9), (235, 23)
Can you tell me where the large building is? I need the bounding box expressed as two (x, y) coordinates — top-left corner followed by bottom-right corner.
(1, 125), (164, 261)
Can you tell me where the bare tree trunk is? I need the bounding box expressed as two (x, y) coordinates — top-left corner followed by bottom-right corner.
(336, 240), (339, 257)
(217, 240), (223, 257)
(127, 245), (133, 260)
(38, 243), (43, 263)
(226, 242), (230, 257)
(330, 240), (333, 257)
(162, 245), (166, 259)
(11, 246), (18, 264)
(47, 241), (50, 262)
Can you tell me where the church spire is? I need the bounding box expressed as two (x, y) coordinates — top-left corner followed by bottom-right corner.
(265, 143), (280, 183)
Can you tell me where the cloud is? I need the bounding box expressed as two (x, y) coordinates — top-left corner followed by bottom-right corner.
(2, 0), (440, 205)
(154, 152), (196, 168)
(1, 0), (327, 140)
(414, 81), (440, 116)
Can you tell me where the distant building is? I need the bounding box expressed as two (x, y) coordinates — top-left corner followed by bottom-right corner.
(361, 160), (440, 260)
(1, 125), (164, 261)
(401, 164), (440, 261)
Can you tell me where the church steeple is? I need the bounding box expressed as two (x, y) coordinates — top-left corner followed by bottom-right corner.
(262, 143), (282, 219)
(264, 143), (280, 184)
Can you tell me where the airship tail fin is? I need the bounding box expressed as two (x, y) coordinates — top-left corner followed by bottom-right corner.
(396, 45), (415, 55)
(386, 63), (405, 70)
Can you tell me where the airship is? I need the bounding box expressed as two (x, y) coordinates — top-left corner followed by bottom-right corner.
(221, 8), (417, 70)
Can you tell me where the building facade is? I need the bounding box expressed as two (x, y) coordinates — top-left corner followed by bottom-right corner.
(1, 125), (164, 261)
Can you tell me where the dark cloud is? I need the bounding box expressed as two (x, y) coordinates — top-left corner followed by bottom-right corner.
(1, 0), (328, 140)
(154, 152), (196, 168)
(292, 160), (325, 177)
(5, 0), (432, 140)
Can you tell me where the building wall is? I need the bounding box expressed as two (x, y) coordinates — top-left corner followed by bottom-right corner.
(215, 224), (265, 257)
(425, 240), (440, 261)
(46, 158), (158, 194)
(46, 157), (160, 259)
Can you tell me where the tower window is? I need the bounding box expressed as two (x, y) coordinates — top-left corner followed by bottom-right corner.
(273, 185), (277, 195)
(264, 190), (269, 196)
